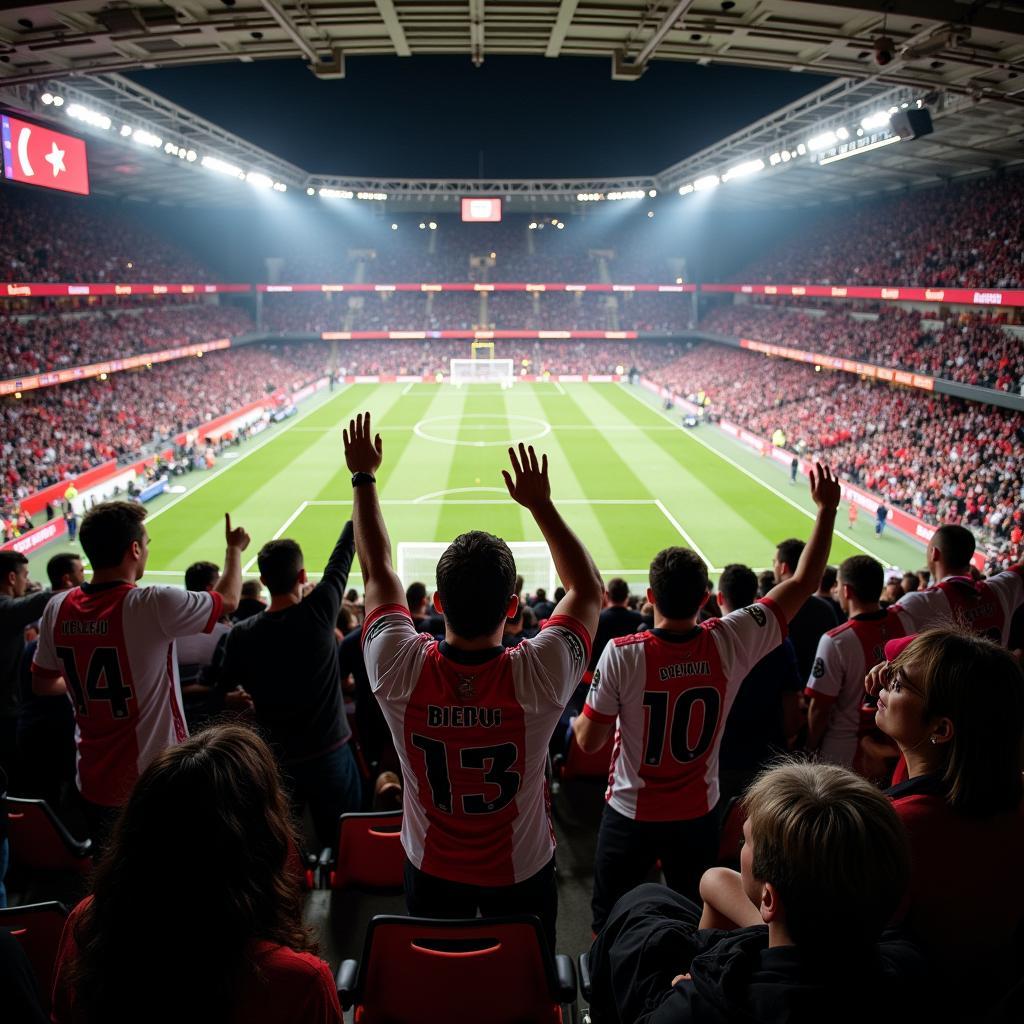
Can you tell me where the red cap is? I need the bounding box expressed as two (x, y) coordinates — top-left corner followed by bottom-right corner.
(884, 634), (917, 662)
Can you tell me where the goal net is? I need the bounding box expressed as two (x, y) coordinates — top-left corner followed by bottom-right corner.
(450, 358), (515, 386)
(397, 541), (556, 598)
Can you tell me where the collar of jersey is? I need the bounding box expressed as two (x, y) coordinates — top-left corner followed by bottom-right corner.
(81, 580), (135, 593)
(438, 641), (505, 665)
(850, 609), (890, 622)
(651, 626), (702, 643)
(885, 771), (946, 801)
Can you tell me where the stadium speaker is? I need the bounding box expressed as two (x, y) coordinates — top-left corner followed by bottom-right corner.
(890, 108), (934, 141)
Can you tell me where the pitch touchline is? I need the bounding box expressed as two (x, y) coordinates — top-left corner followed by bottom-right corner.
(617, 384), (883, 562)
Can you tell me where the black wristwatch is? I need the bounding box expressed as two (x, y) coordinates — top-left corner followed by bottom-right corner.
(351, 471), (376, 487)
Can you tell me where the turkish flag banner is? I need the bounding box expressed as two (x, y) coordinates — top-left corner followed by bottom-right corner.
(2, 114), (89, 196)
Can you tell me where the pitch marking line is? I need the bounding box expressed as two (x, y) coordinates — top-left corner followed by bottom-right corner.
(242, 501), (310, 573)
(146, 385), (350, 526)
(654, 499), (714, 567)
(618, 384), (882, 561)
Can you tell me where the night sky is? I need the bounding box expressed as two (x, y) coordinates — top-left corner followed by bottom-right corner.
(128, 56), (833, 179)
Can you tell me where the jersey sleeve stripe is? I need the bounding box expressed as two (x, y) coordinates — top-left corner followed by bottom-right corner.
(360, 603), (413, 646)
(202, 592), (225, 634)
(542, 613), (594, 662)
(581, 703), (617, 725)
(758, 596), (788, 638)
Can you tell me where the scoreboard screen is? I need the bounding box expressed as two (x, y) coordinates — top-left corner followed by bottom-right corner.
(461, 197), (502, 222)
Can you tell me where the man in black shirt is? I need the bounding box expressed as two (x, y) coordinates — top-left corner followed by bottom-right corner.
(590, 578), (645, 673)
(0, 551), (54, 780)
(222, 521), (361, 846)
(714, 564), (802, 810)
(772, 537), (838, 680)
(15, 553), (82, 806)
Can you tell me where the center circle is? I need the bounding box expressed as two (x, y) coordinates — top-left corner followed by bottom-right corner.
(414, 414), (552, 448)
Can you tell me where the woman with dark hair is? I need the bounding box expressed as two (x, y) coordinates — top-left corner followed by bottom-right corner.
(51, 725), (341, 1023)
(869, 628), (1024, 986)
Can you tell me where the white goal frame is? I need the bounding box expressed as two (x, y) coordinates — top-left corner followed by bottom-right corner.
(450, 358), (515, 385)
(397, 541), (556, 597)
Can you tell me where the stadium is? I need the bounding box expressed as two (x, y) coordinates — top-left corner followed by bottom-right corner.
(0, 2), (1022, 1021)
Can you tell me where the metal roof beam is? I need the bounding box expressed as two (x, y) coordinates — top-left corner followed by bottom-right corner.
(545, 0), (580, 59)
(374, 0), (411, 58)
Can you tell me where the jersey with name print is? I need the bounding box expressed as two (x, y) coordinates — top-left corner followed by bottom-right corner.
(805, 607), (907, 767)
(582, 599), (785, 821)
(362, 604), (590, 887)
(894, 567), (1023, 647)
(32, 581), (222, 806)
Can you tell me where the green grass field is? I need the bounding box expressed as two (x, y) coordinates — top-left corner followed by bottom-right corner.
(32, 381), (927, 591)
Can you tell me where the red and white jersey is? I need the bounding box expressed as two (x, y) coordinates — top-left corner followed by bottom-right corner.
(33, 581), (223, 807)
(582, 599), (785, 822)
(362, 605), (590, 887)
(894, 567), (1024, 647)
(805, 608), (907, 767)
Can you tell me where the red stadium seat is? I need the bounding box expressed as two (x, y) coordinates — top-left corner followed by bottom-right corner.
(336, 914), (577, 1023)
(0, 901), (69, 1010)
(553, 731), (614, 783)
(5, 797), (92, 874)
(324, 810), (404, 891)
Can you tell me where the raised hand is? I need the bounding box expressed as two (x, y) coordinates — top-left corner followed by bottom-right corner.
(224, 513), (251, 552)
(344, 412), (383, 475)
(502, 443), (551, 511)
(808, 462), (841, 511)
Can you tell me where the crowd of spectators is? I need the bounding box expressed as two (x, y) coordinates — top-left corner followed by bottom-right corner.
(261, 291), (690, 334)
(700, 303), (1024, 394)
(654, 342), (1024, 569)
(0, 343), (330, 502)
(736, 171), (1024, 287)
(0, 189), (214, 283)
(1, 304), (253, 378)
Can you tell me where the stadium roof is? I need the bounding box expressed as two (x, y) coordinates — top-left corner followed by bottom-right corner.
(0, 2), (1022, 209)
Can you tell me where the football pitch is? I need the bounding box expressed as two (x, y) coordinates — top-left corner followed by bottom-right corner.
(40, 381), (927, 591)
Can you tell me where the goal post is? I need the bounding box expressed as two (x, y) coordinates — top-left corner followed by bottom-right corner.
(450, 358), (515, 386)
(397, 541), (556, 598)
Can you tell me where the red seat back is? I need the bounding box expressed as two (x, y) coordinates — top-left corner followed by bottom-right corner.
(559, 732), (614, 783)
(6, 797), (92, 873)
(0, 901), (69, 1010)
(353, 916), (562, 1024)
(330, 811), (404, 890)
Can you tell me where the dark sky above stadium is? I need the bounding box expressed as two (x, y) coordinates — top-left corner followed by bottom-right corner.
(128, 57), (832, 179)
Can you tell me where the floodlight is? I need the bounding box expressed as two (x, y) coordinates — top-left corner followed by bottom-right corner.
(246, 171), (274, 189)
(861, 111), (891, 131)
(722, 158), (764, 181)
(807, 131), (838, 151)
(693, 174), (720, 191)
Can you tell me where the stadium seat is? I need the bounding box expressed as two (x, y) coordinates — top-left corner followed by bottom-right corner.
(553, 731), (614, 783)
(5, 797), (92, 873)
(0, 901), (69, 1010)
(337, 914), (577, 1023)
(717, 797), (746, 866)
(323, 810), (404, 891)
